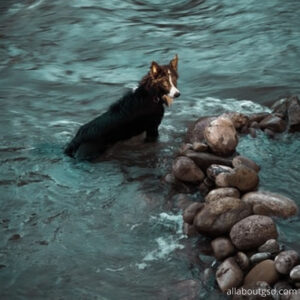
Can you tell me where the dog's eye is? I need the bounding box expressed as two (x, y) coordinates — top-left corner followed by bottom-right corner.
(162, 80), (169, 89)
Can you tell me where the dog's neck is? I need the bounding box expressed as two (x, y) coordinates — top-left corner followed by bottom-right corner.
(135, 74), (164, 104)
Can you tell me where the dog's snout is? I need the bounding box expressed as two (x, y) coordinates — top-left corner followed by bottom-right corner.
(174, 91), (181, 98)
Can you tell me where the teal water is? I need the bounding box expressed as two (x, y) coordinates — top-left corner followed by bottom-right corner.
(1, 1), (300, 299)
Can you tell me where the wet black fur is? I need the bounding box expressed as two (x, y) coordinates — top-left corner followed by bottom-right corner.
(64, 80), (167, 161)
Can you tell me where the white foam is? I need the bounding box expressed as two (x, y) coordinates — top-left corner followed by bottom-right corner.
(137, 212), (185, 269)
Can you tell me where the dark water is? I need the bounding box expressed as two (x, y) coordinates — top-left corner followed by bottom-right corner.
(1, 0), (300, 299)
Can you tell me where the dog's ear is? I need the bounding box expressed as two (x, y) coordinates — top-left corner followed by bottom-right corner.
(150, 61), (160, 78)
(170, 54), (178, 71)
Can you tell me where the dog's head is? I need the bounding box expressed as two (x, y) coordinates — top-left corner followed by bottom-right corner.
(142, 55), (180, 106)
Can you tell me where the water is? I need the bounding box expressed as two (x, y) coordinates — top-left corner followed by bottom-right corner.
(1, 0), (300, 299)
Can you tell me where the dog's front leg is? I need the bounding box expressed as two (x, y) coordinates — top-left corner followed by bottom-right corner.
(145, 127), (159, 142)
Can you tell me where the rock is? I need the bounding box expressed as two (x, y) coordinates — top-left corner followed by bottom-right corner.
(194, 197), (252, 236)
(275, 250), (299, 275)
(287, 96), (300, 132)
(185, 151), (233, 171)
(242, 191), (298, 219)
(199, 182), (210, 196)
(211, 237), (235, 260)
(172, 194), (194, 210)
(233, 281), (272, 300)
(178, 143), (193, 155)
(240, 125), (249, 134)
(192, 142), (208, 152)
(232, 156), (260, 172)
(164, 173), (177, 184)
(264, 128), (275, 138)
(274, 280), (293, 292)
(250, 121), (260, 129)
(258, 239), (280, 254)
(204, 117), (238, 156)
(186, 116), (216, 143)
(172, 156), (205, 183)
(230, 215), (278, 250)
(244, 260), (279, 286)
(183, 202), (204, 224)
(250, 252), (272, 264)
(259, 114), (286, 133)
(235, 252), (250, 271)
(290, 265), (300, 282)
(249, 128), (257, 138)
(222, 112), (249, 130)
(9, 234), (21, 241)
(216, 257), (244, 292)
(205, 187), (240, 203)
(183, 222), (198, 237)
(289, 290), (300, 300)
(248, 112), (271, 124)
(206, 164), (234, 181)
(215, 165), (259, 192)
(272, 98), (289, 117)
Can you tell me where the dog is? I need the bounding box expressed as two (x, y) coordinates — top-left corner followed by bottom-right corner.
(64, 55), (180, 161)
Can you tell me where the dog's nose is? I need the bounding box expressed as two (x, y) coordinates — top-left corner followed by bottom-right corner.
(174, 91), (181, 98)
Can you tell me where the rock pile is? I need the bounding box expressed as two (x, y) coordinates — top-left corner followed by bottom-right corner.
(166, 97), (300, 298)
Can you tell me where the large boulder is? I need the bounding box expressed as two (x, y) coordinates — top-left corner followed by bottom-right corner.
(204, 117), (238, 156)
(185, 151), (233, 171)
(230, 215), (278, 250)
(287, 96), (300, 132)
(185, 116), (216, 143)
(259, 114), (286, 133)
(243, 260), (279, 286)
(172, 156), (205, 183)
(216, 257), (244, 292)
(215, 165), (259, 192)
(242, 191), (298, 219)
(193, 197), (252, 236)
(205, 187), (240, 203)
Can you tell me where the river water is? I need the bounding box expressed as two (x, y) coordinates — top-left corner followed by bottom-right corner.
(1, 1), (300, 299)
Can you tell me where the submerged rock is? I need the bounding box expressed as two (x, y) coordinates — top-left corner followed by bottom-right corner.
(274, 250), (299, 275)
(232, 156), (260, 172)
(194, 197), (252, 236)
(216, 257), (244, 292)
(183, 202), (204, 224)
(244, 260), (279, 286)
(204, 117), (238, 156)
(230, 215), (278, 250)
(215, 165), (259, 192)
(242, 191), (298, 219)
(185, 151), (233, 171)
(172, 156), (205, 183)
(205, 187), (240, 203)
(211, 237), (235, 260)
